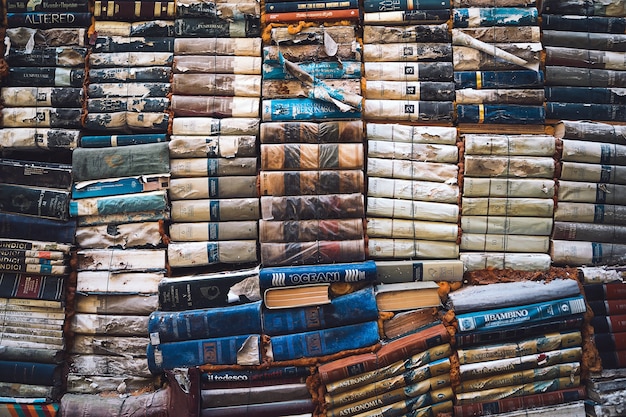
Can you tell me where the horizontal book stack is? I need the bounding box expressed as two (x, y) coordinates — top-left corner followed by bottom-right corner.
(586, 369), (626, 417)
(365, 123), (460, 261)
(449, 279), (588, 416)
(550, 120), (626, 266)
(586, 281), (626, 369)
(84, 15), (173, 134)
(167, 31), (262, 272)
(542, 0), (626, 122)
(317, 322), (453, 417)
(459, 133), (556, 271)
(453, 0), (545, 127)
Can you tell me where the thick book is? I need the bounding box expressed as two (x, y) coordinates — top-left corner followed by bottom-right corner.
(364, 62), (453, 82)
(263, 283), (331, 309)
(171, 198), (260, 222)
(589, 299), (626, 316)
(547, 102), (626, 122)
(553, 222), (626, 244)
(364, 43), (452, 62)
(174, 17), (261, 38)
(1, 107), (82, 128)
(364, 80), (455, 101)
(551, 241), (626, 267)
(374, 281), (441, 312)
(260, 193), (365, 221)
(6, 0), (89, 11)
(5, 46), (87, 67)
(0, 360), (61, 386)
(260, 143), (363, 170)
(94, 20), (175, 37)
(261, 98), (361, 121)
(595, 332), (626, 351)
(457, 104), (546, 124)
(543, 30), (626, 52)
(87, 97), (171, 113)
(148, 301), (263, 345)
(541, 13), (626, 33)
(69, 190), (169, 217)
(1, 86), (83, 108)
(72, 174), (170, 199)
(201, 383), (311, 408)
(6, 12), (92, 28)
(259, 260), (376, 290)
(545, 65), (626, 88)
(261, 239), (366, 267)
(260, 120), (363, 144)
(592, 314), (626, 333)
(363, 8), (451, 24)
(169, 135), (256, 159)
(0, 273), (65, 302)
(456, 296), (587, 333)
(269, 320), (380, 361)
(261, 286), (379, 335)
(88, 70), (171, 84)
(200, 398), (314, 417)
(259, 218), (362, 243)
(266, 0), (358, 13)
(158, 267), (260, 311)
(92, 36), (175, 53)
(0, 158), (72, 189)
(363, 0), (450, 12)
(79, 133), (167, 148)
(167, 240), (258, 268)
(363, 100), (454, 123)
(147, 334), (261, 373)
(318, 323), (450, 383)
(0, 127), (80, 151)
(542, 0), (626, 16)
(453, 386), (587, 417)
(599, 349), (626, 368)
(362, 23), (450, 44)
(202, 366), (311, 387)
(453, 7), (538, 27)
(93, 0), (175, 19)
(176, 0), (260, 18)
(258, 171), (364, 196)
(0, 183), (70, 220)
(6, 67), (84, 87)
(264, 8), (359, 23)
(170, 96), (259, 118)
(168, 176), (257, 200)
(454, 69), (544, 89)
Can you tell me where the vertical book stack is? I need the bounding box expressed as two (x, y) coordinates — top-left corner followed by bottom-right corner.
(452, 0), (545, 127)
(550, 120), (626, 267)
(542, 0), (626, 122)
(458, 132), (556, 271)
(449, 279), (588, 417)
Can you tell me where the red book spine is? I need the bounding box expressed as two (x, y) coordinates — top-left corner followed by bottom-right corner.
(264, 8), (359, 23)
(594, 314), (626, 333)
(453, 386), (587, 417)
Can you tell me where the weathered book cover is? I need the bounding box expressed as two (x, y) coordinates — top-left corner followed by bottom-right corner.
(167, 240), (258, 268)
(541, 13), (626, 33)
(363, 99), (454, 122)
(259, 260), (376, 290)
(363, 8), (450, 24)
(367, 123), (457, 144)
(173, 37), (261, 56)
(260, 143), (363, 170)
(263, 42), (363, 63)
(89, 52), (173, 68)
(6, 11), (92, 28)
(545, 65), (626, 87)
(585, 282), (626, 301)
(368, 140), (458, 163)
(169, 221), (257, 241)
(170, 96), (259, 118)
(0, 272), (65, 302)
(258, 171), (364, 196)
(456, 26), (541, 42)
(72, 175), (170, 199)
(363, 42), (452, 62)
(548, 102), (626, 122)
(76, 248), (166, 272)
(202, 365), (311, 387)
(260, 120), (363, 144)
(6, 0), (89, 11)
(368, 176), (459, 203)
(174, 17), (261, 38)
(366, 158), (458, 183)
(543, 30), (626, 51)
(170, 157), (257, 178)
(363, 0), (450, 12)
(461, 216), (553, 235)
(453, 7), (538, 27)
(553, 222), (626, 244)
(80, 133), (167, 148)
(265, 8), (359, 23)
(546, 86), (626, 104)
(176, 0), (259, 18)
(464, 155), (554, 178)
(463, 178), (555, 198)
(171, 73), (261, 96)
(0, 158), (72, 189)
(200, 399), (315, 417)
(261, 193), (365, 221)
(261, 286), (379, 336)
(367, 196), (459, 223)
(589, 299), (626, 316)
(0, 213), (76, 244)
(364, 61), (453, 81)
(594, 332), (626, 351)
(168, 176), (257, 200)
(1, 86), (83, 108)
(261, 240), (366, 266)
(464, 133), (555, 156)
(262, 61), (361, 80)
(454, 69), (544, 89)
(542, 0), (626, 16)
(5, 27), (86, 49)
(266, 0), (357, 13)
(364, 80), (455, 101)
(557, 180), (626, 205)
(169, 136), (256, 159)
(0, 238), (71, 253)
(148, 334), (261, 373)
(1, 107), (82, 129)
(76, 209), (169, 227)
(261, 98), (361, 121)
(457, 104), (546, 124)
(456, 88), (545, 104)
(87, 97), (171, 113)
(258, 219), (363, 242)
(170, 198), (259, 222)
(171, 117), (260, 136)
(149, 300), (263, 344)
(6, 67), (80, 88)
(93, 0), (175, 19)
(88, 69), (172, 83)
(5, 46), (87, 67)
(173, 55), (261, 74)
(456, 296), (587, 333)
(363, 23), (450, 44)
(92, 36), (175, 53)
(94, 20), (175, 37)
(269, 320), (380, 361)
(69, 190), (169, 217)
(592, 314), (626, 333)
(375, 259), (464, 283)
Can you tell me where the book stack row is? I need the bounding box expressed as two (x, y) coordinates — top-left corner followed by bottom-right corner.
(259, 24), (366, 267)
(458, 132), (556, 271)
(167, 33), (262, 272)
(542, 0), (626, 122)
(449, 279), (588, 417)
(550, 120), (626, 267)
(317, 322), (453, 417)
(452, 0), (545, 126)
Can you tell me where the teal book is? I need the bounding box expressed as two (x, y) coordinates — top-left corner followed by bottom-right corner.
(456, 295), (587, 334)
(262, 98), (361, 121)
(269, 320), (380, 361)
(259, 260), (377, 290)
(147, 334), (261, 374)
(148, 301), (263, 344)
(262, 286), (379, 336)
(453, 7), (538, 28)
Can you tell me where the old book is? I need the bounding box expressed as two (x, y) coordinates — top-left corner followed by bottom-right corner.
(269, 320), (380, 361)
(93, 0), (176, 19)
(595, 332), (626, 351)
(367, 158), (458, 183)
(545, 65), (626, 87)
(262, 62), (361, 81)
(148, 334), (261, 373)
(169, 135), (257, 158)
(599, 350), (626, 368)
(456, 26), (541, 42)
(259, 260), (376, 290)
(560, 161), (626, 184)
(200, 399), (314, 417)
(367, 123), (456, 145)
(456, 295), (587, 334)
(80, 133), (167, 148)
(0, 159), (72, 190)
(541, 13), (626, 32)
(69, 190), (169, 217)
(363, 99), (454, 122)
(260, 194), (364, 221)
(460, 233), (550, 253)
(266, 0), (357, 12)
(318, 323), (450, 383)
(363, 43), (452, 62)
(59, 389), (172, 417)
(558, 181), (626, 205)
(173, 37), (261, 56)
(71, 313), (148, 336)
(1, 86), (82, 108)
(172, 117), (260, 136)
(261, 143), (363, 170)
(261, 240), (366, 266)
(262, 286), (379, 334)
(0, 238), (71, 253)
(0, 261), (67, 276)
(259, 171), (364, 196)
(258, 219), (363, 242)
(367, 197), (459, 223)
(263, 283), (331, 309)
(87, 97), (171, 113)
(561, 139), (626, 165)
(173, 56), (261, 76)
(76, 210), (169, 227)
(453, 386), (587, 417)
(0, 213), (76, 244)
(6, 11), (92, 28)
(457, 104), (545, 124)
(148, 301), (262, 344)
(461, 216), (553, 235)
(6, 67), (84, 87)
(375, 259), (464, 283)
(367, 237), (460, 259)
(174, 17), (261, 38)
(66, 374), (160, 394)
(579, 266), (626, 284)
(350, 399), (453, 417)
(89, 51), (173, 68)
(72, 175), (169, 200)
(201, 365), (311, 388)
(167, 240), (258, 268)
(453, 7), (538, 27)
(171, 74), (260, 96)
(368, 140), (458, 162)
(265, 8), (359, 23)
(5, 46), (86, 67)
(260, 120), (363, 144)
(552, 240), (626, 266)
(0, 360), (61, 386)
(589, 299), (626, 316)
(4, 27), (86, 49)
(374, 281), (440, 312)
(383, 310), (440, 340)
(158, 266), (261, 311)
(169, 221), (258, 241)
(0, 295), (63, 309)
(76, 248), (166, 272)
(74, 293), (158, 315)
(170, 198), (260, 222)
(88, 70), (171, 84)
(363, 0), (449, 11)
(92, 36), (174, 53)
(168, 176), (257, 200)
(586, 283), (626, 301)
(463, 178), (555, 198)
(0, 272), (65, 302)
(461, 197), (554, 216)
(363, 61), (453, 82)
(1, 107), (82, 128)
(268, 24), (357, 44)
(71, 335), (150, 357)
(542, 0), (626, 16)
(452, 42), (541, 72)
(69, 354), (151, 377)
(0, 127), (80, 150)
(455, 88), (545, 104)
(363, 9), (451, 24)
(202, 382), (310, 408)
(547, 102), (626, 122)
(94, 20), (174, 37)
(455, 69), (544, 89)
(464, 133), (555, 156)
(543, 30), (626, 52)
(364, 80), (455, 101)
(262, 98), (361, 121)
(368, 177), (458, 203)
(553, 222), (626, 243)
(362, 23), (450, 44)
(366, 217), (459, 241)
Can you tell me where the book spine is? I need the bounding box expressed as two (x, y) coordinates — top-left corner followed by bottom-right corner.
(454, 69), (544, 89)
(79, 133), (167, 148)
(269, 320), (380, 361)
(171, 96), (260, 118)
(0, 272), (66, 301)
(541, 13), (626, 33)
(259, 260), (376, 289)
(456, 104), (546, 124)
(5, 47), (87, 67)
(92, 36), (175, 53)
(87, 97), (171, 113)
(7, 67), (85, 87)
(6, 12), (92, 28)
(258, 219), (363, 242)
(542, 30), (626, 52)
(363, 9), (450, 24)
(167, 240), (258, 268)
(551, 241), (626, 267)
(364, 61), (454, 82)
(545, 66), (626, 88)
(542, 0), (624, 16)
(2, 107), (82, 129)
(548, 102), (626, 123)
(553, 222), (626, 244)
(260, 144), (363, 170)
(88, 70), (172, 84)
(261, 193), (365, 221)
(198, 399), (314, 417)
(364, 80), (455, 101)
(6, 0), (89, 12)
(261, 287), (379, 335)
(0, 184), (70, 220)
(202, 366), (311, 385)
(171, 74), (261, 96)
(457, 296), (586, 333)
(363, 100), (454, 123)
(263, 61), (361, 81)
(0, 159), (73, 189)
(594, 332), (626, 351)
(1, 86), (83, 108)
(174, 17), (261, 38)
(546, 86), (626, 104)
(586, 283), (626, 300)
(69, 191), (169, 217)
(170, 157), (258, 178)
(259, 120), (364, 144)
(363, 23), (450, 44)
(168, 176), (257, 200)
(176, 1), (260, 19)
(0, 360), (60, 386)
(266, 0), (358, 13)
(0, 213), (76, 244)
(264, 8), (360, 23)
(363, 0), (450, 12)
(93, 1), (175, 19)
(261, 98), (361, 121)
(364, 43), (452, 62)
(453, 7), (538, 27)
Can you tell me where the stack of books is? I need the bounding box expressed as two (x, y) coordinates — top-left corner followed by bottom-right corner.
(167, 35), (262, 272)
(550, 120), (626, 267)
(458, 132), (556, 271)
(317, 323), (453, 417)
(365, 123), (460, 261)
(542, 0), (626, 122)
(452, 0), (545, 126)
(449, 279), (588, 416)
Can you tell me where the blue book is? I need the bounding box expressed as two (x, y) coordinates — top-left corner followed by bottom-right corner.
(72, 174), (170, 199)
(0, 212), (76, 244)
(69, 190), (169, 217)
(454, 70), (544, 89)
(456, 295), (587, 334)
(453, 7), (538, 28)
(148, 301), (263, 344)
(262, 286), (379, 336)
(259, 260), (377, 290)
(80, 133), (168, 148)
(263, 61), (362, 80)
(147, 334), (261, 374)
(270, 320), (380, 361)
(0, 360), (61, 386)
(262, 98), (361, 121)
(456, 104), (545, 124)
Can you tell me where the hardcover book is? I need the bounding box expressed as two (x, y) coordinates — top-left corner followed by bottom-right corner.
(0, 159), (72, 190)
(374, 281), (441, 312)
(0, 273), (65, 302)
(259, 260), (376, 290)
(263, 283), (331, 310)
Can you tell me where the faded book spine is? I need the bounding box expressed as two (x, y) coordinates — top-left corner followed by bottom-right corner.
(1, 107), (82, 128)
(542, 30), (626, 52)
(169, 221), (257, 241)
(363, 100), (454, 122)
(545, 65), (626, 87)
(167, 241), (258, 267)
(165, 135), (256, 157)
(267, 0), (358, 13)
(363, 61), (454, 81)
(258, 219), (364, 242)
(93, 0), (175, 19)
(1, 86), (83, 108)
(171, 96), (259, 118)
(261, 240), (366, 266)
(69, 190), (169, 217)
(363, 0), (450, 12)
(174, 17), (261, 38)
(260, 193), (365, 221)
(5, 47), (87, 67)
(264, 43), (362, 63)
(6, 12), (92, 28)
(261, 98), (361, 122)
(541, 13), (626, 33)
(454, 69), (544, 89)
(362, 23), (450, 44)
(0, 158), (72, 189)
(173, 55), (262, 74)
(170, 198), (260, 222)
(547, 102), (626, 122)
(457, 104), (546, 124)
(453, 7), (538, 27)
(363, 43), (452, 62)
(170, 157), (257, 178)
(464, 155), (555, 178)
(88, 69), (172, 83)
(168, 176), (258, 200)
(551, 240), (626, 266)
(363, 9), (451, 24)
(364, 80), (455, 101)
(171, 74), (261, 96)
(553, 222), (626, 243)
(545, 86), (626, 104)
(0, 184), (70, 220)
(92, 36), (175, 53)
(260, 120), (363, 143)
(260, 143), (363, 170)
(259, 171), (364, 196)
(263, 61), (361, 80)
(94, 20), (176, 37)
(542, 0), (626, 16)
(0, 272), (66, 301)
(173, 37), (262, 56)
(264, 8), (360, 23)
